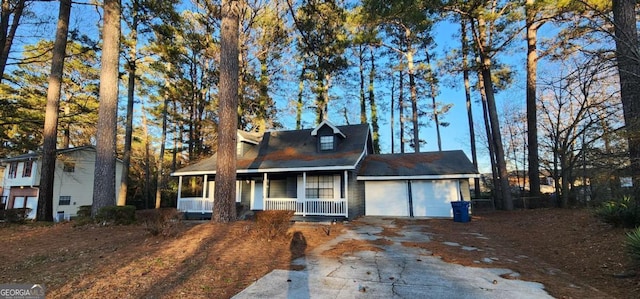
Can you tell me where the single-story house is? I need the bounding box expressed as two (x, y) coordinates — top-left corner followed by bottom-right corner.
(171, 120), (479, 219)
(1, 146), (123, 220)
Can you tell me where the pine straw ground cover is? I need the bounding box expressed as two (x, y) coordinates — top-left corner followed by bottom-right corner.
(0, 217), (340, 298)
(0, 208), (638, 298)
(391, 208), (639, 299)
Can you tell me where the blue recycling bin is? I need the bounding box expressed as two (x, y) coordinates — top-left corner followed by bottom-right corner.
(451, 201), (470, 223)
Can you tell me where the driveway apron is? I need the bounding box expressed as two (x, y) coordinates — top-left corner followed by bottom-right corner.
(233, 217), (552, 299)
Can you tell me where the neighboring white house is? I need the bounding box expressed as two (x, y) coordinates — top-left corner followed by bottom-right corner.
(1, 146), (123, 221)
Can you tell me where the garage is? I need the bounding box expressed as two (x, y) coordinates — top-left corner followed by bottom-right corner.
(358, 151), (479, 218)
(364, 179), (462, 217)
(364, 180), (409, 216)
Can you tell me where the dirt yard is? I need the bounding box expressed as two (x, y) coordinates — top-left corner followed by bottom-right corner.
(0, 208), (637, 298)
(398, 209), (640, 299)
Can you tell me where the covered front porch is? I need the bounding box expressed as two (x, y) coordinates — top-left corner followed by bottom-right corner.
(175, 171), (350, 218)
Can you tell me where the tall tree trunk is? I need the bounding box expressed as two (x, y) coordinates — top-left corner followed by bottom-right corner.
(461, 20), (480, 198)
(117, 3), (138, 206)
(92, 0), (121, 216)
(314, 71), (326, 123)
(323, 73), (331, 120)
(171, 99), (179, 172)
(257, 53), (269, 133)
(358, 44), (366, 124)
(407, 50), (419, 152)
(390, 70), (396, 154)
(117, 63), (134, 207)
(0, 0), (25, 82)
(480, 62), (512, 210)
(478, 70), (499, 206)
(62, 103), (70, 148)
(37, 0), (71, 222)
(369, 46), (379, 153)
(474, 16), (513, 210)
(141, 107), (151, 209)
(296, 65), (305, 130)
(213, 0), (239, 223)
(526, 0), (541, 198)
(612, 0), (640, 193)
(399, 69), (405, 154)
(425, 52), (441, 151)
(155, 96), (168, 209)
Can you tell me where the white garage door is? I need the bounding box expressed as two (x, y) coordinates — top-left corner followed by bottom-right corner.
(411, 180), (459, 217)
(364, 180), (461, 217)
(364, 181), (409, 216)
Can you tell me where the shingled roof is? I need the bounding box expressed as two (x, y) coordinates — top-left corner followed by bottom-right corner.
(172, 123), (372, 176)
(357, 150), (479, 179)
(1, 146), (97, 163)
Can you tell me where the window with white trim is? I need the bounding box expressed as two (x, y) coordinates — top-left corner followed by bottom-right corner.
(305, 175), (334, 199)
(320, 135), (334, 151)
(22, 161), (33, 177)
(8, 162), (17, 178)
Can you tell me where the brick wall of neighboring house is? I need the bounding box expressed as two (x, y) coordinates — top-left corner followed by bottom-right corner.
(7, 187), (38, 209)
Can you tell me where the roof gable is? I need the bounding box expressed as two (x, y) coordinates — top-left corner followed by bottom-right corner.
(237, 130), (261, 145)
(311, 119), (346, 138)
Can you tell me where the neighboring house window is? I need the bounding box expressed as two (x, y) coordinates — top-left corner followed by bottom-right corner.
(320, 135), (334, 151)
(59, 196), (71, 205)
(8, 162), (17, 178)
(22, 161), (33, 177)
(63, 162), (75, 172)
(306, 175), (334, 199)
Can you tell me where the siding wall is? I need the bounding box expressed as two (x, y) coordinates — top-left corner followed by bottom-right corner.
(52, 150), (123, 218)
(349, 168), (365, 219)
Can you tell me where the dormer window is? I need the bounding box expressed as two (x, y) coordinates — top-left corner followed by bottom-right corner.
(320, 135), (334, 151)
(312, 120), (345, 152)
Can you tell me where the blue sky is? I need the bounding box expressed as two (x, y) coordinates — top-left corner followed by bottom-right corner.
(28, 1), (536, 173)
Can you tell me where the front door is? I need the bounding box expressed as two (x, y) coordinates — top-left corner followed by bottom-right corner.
(251, 181), (264, 210)
(26, 196), (38, 219)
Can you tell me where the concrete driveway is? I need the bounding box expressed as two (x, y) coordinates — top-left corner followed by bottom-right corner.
(233, 217), (552, 299)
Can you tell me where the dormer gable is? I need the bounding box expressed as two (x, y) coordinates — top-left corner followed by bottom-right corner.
(311, 120), (346, 152)
(236, 130), (262, 156)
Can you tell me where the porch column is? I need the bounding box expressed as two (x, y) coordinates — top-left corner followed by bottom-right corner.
(203, 175), (208, 213)
(263, 172), (268, 209)
(302, 172), (307, 216)
(177, 176), (183, 209)
(344, 170), (348, 218)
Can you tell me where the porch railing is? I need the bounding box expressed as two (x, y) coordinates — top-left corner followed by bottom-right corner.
(177, 197), (214, 213)
(265, 198), (346, 217)
(178, 197), (347, 217)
